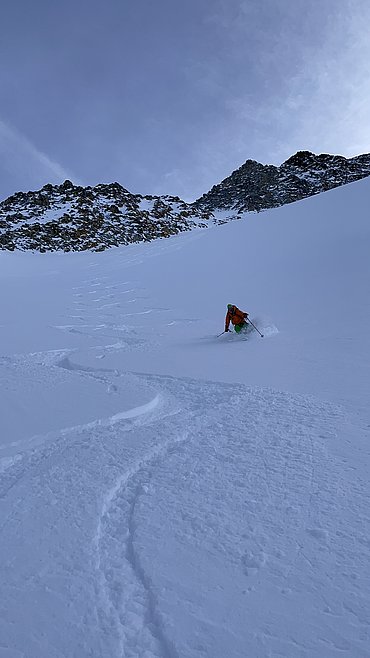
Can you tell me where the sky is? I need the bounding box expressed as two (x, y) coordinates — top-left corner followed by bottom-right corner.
(1, 0), (370, 202)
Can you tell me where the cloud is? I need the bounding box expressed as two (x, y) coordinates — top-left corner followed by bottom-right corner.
(199, 0), (370, 167)
(277, 4), (370, 157)
(0, 118), (81, 189)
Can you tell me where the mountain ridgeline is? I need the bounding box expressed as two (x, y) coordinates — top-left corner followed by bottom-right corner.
(0, 183), (210, 252)
(1, 150), (370, 252)
(193, 150), (370, 213)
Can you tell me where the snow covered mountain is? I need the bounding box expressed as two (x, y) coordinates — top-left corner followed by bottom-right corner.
(194, 150), (370, 214)
(1, 175), (369, 657)
(0, 180), (211, 252)
(1, 150), (370, 252)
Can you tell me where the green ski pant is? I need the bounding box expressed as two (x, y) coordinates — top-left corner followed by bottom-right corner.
(234, 321), (247, 333)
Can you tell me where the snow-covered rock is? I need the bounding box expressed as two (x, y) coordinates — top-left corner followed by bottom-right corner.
(194, 150), (370, 213)
(1, 150), (370, 252)
(0, 180), (211, 252)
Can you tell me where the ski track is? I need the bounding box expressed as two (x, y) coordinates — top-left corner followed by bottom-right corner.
(94, 425), (187, 658)
(0, 356), (183, 657)
(1, 242), (370, 657)
(130, 379), (370, 657)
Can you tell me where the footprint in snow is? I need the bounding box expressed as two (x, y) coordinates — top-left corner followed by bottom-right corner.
(307, 528), (329, 543)
(242, 548), (266, 575)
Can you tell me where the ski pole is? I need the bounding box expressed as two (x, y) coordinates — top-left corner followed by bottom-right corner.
(247, 318), (264, 338)
(217, 331), (226, 337)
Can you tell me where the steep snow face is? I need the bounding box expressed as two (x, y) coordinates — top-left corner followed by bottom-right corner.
(0, 178), (369, 657)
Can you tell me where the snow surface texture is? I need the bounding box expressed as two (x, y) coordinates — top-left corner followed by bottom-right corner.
(0, 178), (370, 657)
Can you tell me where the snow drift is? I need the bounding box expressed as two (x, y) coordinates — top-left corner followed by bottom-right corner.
(0, 177), (369, 657)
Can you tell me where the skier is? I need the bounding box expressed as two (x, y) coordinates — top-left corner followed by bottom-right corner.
(225, 304), (249, 333)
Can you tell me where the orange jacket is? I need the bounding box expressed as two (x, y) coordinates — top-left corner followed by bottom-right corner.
(225, 305), (248, 331)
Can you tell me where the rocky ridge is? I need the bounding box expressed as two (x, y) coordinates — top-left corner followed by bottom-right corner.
(193, 150), (370, 215)
(0, 181), (211, 252)
(1, 150), (370, 252)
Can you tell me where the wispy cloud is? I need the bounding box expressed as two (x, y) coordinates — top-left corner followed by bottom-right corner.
(0, 118), (81, 191)
(2, 1), (369, 202)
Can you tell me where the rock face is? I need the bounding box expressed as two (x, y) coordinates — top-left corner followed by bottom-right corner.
(1, 150), (370, 252)
(193, 151), (370, 214)
(0, 182), (211, 252)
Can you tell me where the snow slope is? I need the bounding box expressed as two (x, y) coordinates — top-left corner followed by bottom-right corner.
(0, 178), (369, 657)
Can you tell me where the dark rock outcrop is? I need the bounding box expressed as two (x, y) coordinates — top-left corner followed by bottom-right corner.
(1, 150), (370, 252)
(0, 182), (211, 252)
(193, 151), (370, 214)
